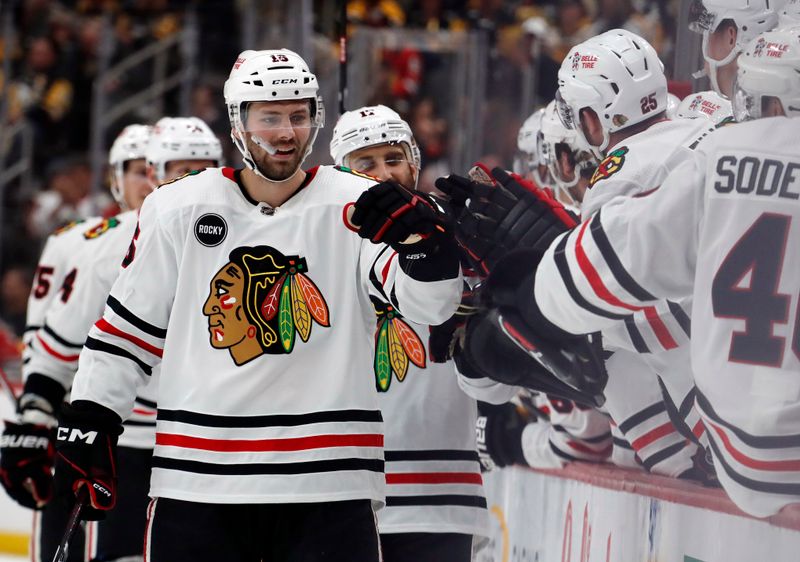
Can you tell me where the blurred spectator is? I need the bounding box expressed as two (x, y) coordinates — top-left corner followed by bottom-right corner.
(347, 0), (406, 27)
(551, 0), (593, 62)
(409, 96), (449, 193)
(0, 265), (33, 337)
(586, 0), (666, 53)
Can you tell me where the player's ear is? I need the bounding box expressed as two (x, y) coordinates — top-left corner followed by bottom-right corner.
(578, 108), (603, 148)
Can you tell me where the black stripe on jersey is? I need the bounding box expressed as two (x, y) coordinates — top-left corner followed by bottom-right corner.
(106, 295), (167, 339)
(385, 495), (487, 509)
(24, 324), (41, 335)
(617, 402), (666, 435)
(367, 246), (393, 304)
(42, 324), (84, 349)
(697, 391), (800, 448)
(667, 301), (691, 337)
(707, 437), (800, 495)
(135, 397), (158, 409)
(389, 284), (400, 310)
(384, 450), (480, 463)
(624, 317), (650, 353)
(657, 377), (695, 443)
(578, 431), (612, 444)
(124, 420), (157, 427)
(612, 437), (633, 450)
(84, 337), (152, 376)
(157, 408), (383, 428)
(641, 442), (687, 472)
(553, 236), (629, 321)
(679, 387), (698, 420)
(549, 441), (579, 463)
(152, 456), (384, 475)
(590, 212), (657, 301)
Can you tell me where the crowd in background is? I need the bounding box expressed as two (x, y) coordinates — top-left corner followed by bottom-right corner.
(0, 0), (677, 370)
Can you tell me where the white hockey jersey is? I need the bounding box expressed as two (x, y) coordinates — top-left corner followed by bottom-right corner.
(364, 288), (487, 535)
(70, 166), (462, 506)
(25, 211), (158, 449)
(535, 117), (800, 517)
(24, 217), (100, 351)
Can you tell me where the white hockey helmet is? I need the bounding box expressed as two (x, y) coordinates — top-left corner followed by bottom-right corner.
(224, 49), (324, 181)
(676, 90), (734, 123)
(732, 28), (800, 120)
(329, 104), (420, 170)
(690, 0), (784, 95)
(108, 124), (152, 205)
(539, 100), (598, 209)
(145, 117), (222, 183)
(513, 107), (553, 189)
(779, 0), (800, 27)
(556, 29), (667, 158)
(666, 93), (682, 118)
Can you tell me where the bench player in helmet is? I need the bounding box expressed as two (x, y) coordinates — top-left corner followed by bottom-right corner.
(53, 49), (461, 562)
(330, 104), (488, 562)
(518, 27), (800, 517)
(514, 108), (554, 192)
(689, 0), (784, 98)
(676, 90), (734, 124)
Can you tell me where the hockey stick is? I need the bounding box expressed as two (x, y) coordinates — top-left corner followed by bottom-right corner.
(337, 0), (348, 115)
(52, 488), (88, 562)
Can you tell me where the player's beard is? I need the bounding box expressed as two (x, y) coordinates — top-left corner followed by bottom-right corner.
(246, 134), (310, 182)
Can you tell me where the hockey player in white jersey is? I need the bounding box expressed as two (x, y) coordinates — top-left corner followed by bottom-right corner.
(53, 49), (461, 562)
(330, 104), (487, 562)
(675, 90), (734, 124)
(483, 28), (800, 517)
(689, 0), (784, 97)
(514, 108), (553, 192)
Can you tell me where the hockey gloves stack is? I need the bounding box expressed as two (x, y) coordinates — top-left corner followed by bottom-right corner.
(435, 166), (577, 277)
(54, 400), (123, 519)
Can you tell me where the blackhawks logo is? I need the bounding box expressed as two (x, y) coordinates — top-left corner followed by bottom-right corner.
(371, 296), (425, 392)
(53, 218), (87, 236)
(83, 217), (121, 239)
(589, 146), (629, 187)
(202, 245), (330, 366)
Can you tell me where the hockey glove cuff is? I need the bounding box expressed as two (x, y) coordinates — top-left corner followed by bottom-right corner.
(476, 401), (528, 471)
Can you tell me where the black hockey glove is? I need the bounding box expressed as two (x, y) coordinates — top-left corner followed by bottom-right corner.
(54, 401), (123, 520)
(436, 167), (577, 277)
(0, 420), (55, 510)
(345, 180), (449, 251)
(475, 401), (528, 471)
(428, 285), (479, 363)
(0, 377), (67, 510)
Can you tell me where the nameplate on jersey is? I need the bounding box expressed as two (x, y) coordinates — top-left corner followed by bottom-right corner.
(194, 213), (228, 247)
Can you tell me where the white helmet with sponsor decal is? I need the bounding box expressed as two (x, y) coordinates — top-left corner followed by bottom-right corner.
(224, 49), (324, 181)
(329, 104), (420, 179)
(513, 107), (552, 189)
(689, 0), (785, 95)
(732, 28), (800, 120)
(108, 124), (152, 204)
(666, 93), (682, 118)
(676, 90), (734, 123)
(145, 117), (222, 182)
(556, 29), (667, 158)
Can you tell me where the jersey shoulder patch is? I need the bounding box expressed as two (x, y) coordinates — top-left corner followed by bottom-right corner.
(52, 218), (87, 236)
(83, 216), (123, 240)
(157, 168), (206, 189)
(589, 146), (629, 187)
(333, 165), (379, 183)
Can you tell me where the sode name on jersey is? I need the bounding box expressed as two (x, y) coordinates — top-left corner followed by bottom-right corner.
(714, 155), (800, 200)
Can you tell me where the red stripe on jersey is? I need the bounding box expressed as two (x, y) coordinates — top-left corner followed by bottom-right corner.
(221, 167), (236, 182)
(132, 408), (156, 416)
(706, 420), (800, 472)
(692, 420), (706, 439)
(630, 422), (675, 451)
(36, 334), (80, 362)
(381, 251), (398, 286)
(385, 472), (483, 485)
(156, 432), (384, 452)
(575, 220), (678, 349)
(565, 440), (613, 457)
(95, 319), (163, 358)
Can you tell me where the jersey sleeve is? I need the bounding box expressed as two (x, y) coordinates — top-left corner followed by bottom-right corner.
(359, 239), (462, 326)
(534, 155), (704, 336)
(520, 395), (612, 469)
(70, 200), (177, 420)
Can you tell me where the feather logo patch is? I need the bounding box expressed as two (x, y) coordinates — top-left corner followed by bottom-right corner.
(589, 146), (629, 187)
(371, 296), (425, 392)
(203, 246), (330, 366)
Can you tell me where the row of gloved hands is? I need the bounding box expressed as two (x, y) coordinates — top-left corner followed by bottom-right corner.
(1, 396), (121, 519)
